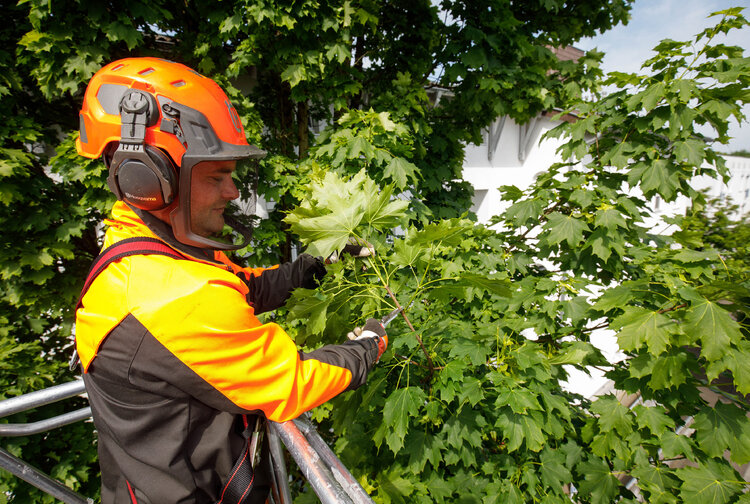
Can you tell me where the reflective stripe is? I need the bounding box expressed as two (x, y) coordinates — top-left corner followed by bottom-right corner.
(126, 480), (138, 503)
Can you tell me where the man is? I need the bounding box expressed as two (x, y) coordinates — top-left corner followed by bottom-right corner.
(74, 57), (387, 504)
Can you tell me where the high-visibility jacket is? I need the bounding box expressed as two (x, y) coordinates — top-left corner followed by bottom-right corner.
(75, 202), (379, 504)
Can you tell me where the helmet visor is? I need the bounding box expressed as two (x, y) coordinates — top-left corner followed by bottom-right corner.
(171, 156), (262, 251)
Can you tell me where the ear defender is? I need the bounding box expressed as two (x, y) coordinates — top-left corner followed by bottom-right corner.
(107, 90), (178, 211)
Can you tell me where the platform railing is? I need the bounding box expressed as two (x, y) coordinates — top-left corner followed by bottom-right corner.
(0, 380), (374, 504)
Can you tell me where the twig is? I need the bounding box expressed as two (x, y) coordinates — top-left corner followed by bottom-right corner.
(658, 303), (687, 314)
(383, 284), (435, 380)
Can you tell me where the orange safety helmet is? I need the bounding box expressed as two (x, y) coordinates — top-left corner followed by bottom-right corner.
(76, 57), (265, 250)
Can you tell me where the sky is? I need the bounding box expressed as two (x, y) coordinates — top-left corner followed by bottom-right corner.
(575, 0), (750, 153)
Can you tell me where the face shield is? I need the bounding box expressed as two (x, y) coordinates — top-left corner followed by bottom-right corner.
(166, 101), (266, 250)
(174, 157), (262, 250)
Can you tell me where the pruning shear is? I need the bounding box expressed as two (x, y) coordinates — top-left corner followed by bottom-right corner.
(380, 306), (403, 327)
(380, 301), (413, 328)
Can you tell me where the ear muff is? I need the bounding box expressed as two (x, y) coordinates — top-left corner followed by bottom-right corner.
(109, 145), (178, 211)
(106, 89), (179, 211)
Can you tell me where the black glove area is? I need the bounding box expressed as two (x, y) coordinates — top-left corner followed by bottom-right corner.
(298, 254), (327, 289)
(362, 318), (386, 338)
(240, 254), (327, 314)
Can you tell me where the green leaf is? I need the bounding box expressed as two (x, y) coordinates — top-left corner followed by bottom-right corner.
(577, 457), (619, 504)
(693, 402), (750, 464)
(591, 395), (633, 435)
(628, 159), (680, 200)
(676, 459), (743, 504)
(449, 338), (492, 366)
(673, 248), (719, 263)
(543, 212), (590, 247)
(495, 410), (545, 452)
(380, 387), (426, 454)
(377, 466), (415, 504)
(594, 207), (628, 229)
(383, 157), (418, 190)
(404, 430), (445, 472)
(612, 307), (674, 355)
(288, 291), (331, 336)
(539, 446), (572, 489)
(281, 64), (306, 87)
(505, 199), (544, 226)
(674, 139), (706, 165)
(495, 387), (542, 414)
(685, 298), (742, 361)
(632, 463), (680, 504)
(549, 341), (603, 366)
(632, 405), (675, 436)
(706, 341), (750, 396)
(592, 282), (640, 313)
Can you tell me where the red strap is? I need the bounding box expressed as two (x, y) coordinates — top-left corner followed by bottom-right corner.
(76, 237), (187, 309)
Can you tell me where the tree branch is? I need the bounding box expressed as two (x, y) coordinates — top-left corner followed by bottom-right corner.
(383, 284), (435, 381)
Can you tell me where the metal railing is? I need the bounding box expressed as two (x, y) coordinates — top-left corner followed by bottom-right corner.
(0, 381), (374, 504)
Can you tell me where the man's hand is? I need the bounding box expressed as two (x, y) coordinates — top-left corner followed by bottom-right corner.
(348, 318), (388, 362)
(298, 254), (327, 289)
(327, 237), (375, 264)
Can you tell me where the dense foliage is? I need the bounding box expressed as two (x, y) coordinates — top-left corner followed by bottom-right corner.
(283, 9), (750, 504)
(2, 0), (749, 503)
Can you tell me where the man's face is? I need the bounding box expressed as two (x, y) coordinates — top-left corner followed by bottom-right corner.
(189, 160), (239, 237)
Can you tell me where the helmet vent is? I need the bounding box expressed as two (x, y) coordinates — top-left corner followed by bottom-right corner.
(138, 68), (155, 76)
(171, 80), (186, 87)
(111, 64), (124, 71)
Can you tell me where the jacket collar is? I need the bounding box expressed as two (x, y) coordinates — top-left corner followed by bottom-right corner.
(105, 202), (219, 264)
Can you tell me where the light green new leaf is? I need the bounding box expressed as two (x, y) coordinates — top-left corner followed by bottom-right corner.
(676, 459), (743, 504)
(685, 298), (742, 361)
(293, 208), (364, 257)
(543, 212), (590, 247)
(612, 306), (673, 355)
(382, 387), (426, 454)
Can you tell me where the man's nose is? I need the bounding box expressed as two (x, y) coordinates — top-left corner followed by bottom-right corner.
(223, 177), (240, 200)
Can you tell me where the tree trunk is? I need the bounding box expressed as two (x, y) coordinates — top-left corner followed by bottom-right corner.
(297, 101), (309, 159)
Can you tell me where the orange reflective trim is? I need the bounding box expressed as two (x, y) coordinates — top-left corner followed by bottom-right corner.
(214, 251), (279, 278)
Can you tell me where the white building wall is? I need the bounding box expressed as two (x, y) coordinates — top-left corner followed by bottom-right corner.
(463, 114), (750, 226)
